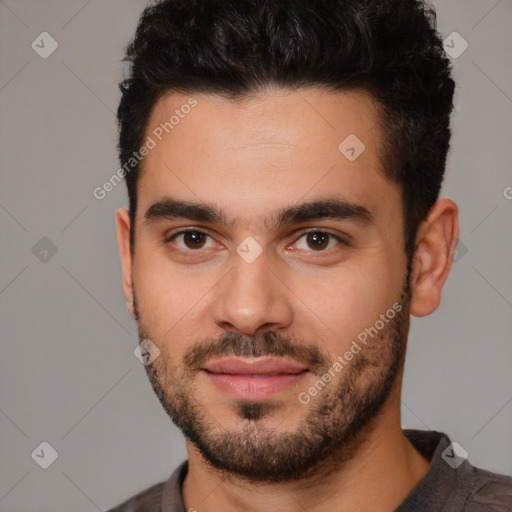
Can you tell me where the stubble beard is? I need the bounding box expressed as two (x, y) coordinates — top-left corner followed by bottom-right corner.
(135, 284), (411, 484)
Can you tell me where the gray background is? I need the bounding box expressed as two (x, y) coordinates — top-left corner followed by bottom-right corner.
(1, 0), (511, 511)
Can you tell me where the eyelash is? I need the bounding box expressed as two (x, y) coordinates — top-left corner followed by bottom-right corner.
(164, 228), (349, 256)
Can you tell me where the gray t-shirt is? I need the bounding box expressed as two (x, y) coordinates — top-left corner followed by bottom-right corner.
(107, 429), (512, 511)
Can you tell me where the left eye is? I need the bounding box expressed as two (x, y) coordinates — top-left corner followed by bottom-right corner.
(293, 231), (344, 251)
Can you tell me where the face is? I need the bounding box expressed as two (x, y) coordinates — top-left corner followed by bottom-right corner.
(121, 88), (412, 483)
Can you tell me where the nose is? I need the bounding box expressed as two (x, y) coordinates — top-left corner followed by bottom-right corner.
(211, 250), (293, 337)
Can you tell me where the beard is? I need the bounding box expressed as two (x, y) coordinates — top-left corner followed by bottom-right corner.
(134, 280), (411, 484)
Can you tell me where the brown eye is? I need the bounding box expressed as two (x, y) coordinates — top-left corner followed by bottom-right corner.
(293, 231), (345, 252)
(182, 231), (207, 249)
(166, 230), (216, 251)
(305, 232), (329, 250)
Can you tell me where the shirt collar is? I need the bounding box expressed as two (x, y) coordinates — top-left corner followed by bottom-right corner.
(160, 429), (457, 512)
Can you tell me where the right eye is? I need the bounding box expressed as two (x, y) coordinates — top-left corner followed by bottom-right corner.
(164, 229), (220, 253)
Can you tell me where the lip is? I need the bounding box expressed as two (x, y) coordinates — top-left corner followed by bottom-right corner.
(202, 356), (309, 375)
(201, 357), (310, 400)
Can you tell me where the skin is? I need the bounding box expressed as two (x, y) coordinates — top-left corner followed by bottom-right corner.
(116, 87), (459, 512)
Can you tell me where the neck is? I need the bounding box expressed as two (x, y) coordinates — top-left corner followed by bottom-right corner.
(181, 381), (431, 512)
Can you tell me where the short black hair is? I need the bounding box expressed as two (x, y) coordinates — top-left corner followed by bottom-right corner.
(117, 0), (455, 264)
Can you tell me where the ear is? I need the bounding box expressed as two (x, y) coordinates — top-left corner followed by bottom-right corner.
(409, 198), (459, 317)
(115, 207), (135, 317)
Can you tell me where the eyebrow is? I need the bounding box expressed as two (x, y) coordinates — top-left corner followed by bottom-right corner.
(144, 195), (374, 231)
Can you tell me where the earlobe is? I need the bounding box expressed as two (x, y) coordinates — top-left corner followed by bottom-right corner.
(115, 207), (134, 312)
(409, 199), (459, 317)
(409, 242), (442, 316)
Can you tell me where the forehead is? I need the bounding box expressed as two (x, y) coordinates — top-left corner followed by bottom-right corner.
(137, 87), (400, 230)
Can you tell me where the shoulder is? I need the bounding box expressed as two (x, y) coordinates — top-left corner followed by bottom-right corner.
(105, 480), (166, 512)
(105, 460), (188, 512)
(464, 465), (512, 512)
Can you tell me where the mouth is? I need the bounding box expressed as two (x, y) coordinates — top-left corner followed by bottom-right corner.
(200, 356), (311, 400)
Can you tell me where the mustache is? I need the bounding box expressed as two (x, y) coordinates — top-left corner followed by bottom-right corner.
(183, 331), (330, 374)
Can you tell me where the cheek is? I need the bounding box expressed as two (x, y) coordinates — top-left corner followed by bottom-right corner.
(132, 245), (223, 352)
(133, 248), (193, 338)
(287, 257), (401, 351)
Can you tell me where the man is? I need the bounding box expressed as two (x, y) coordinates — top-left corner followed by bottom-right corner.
(109, 0), (512, 511)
